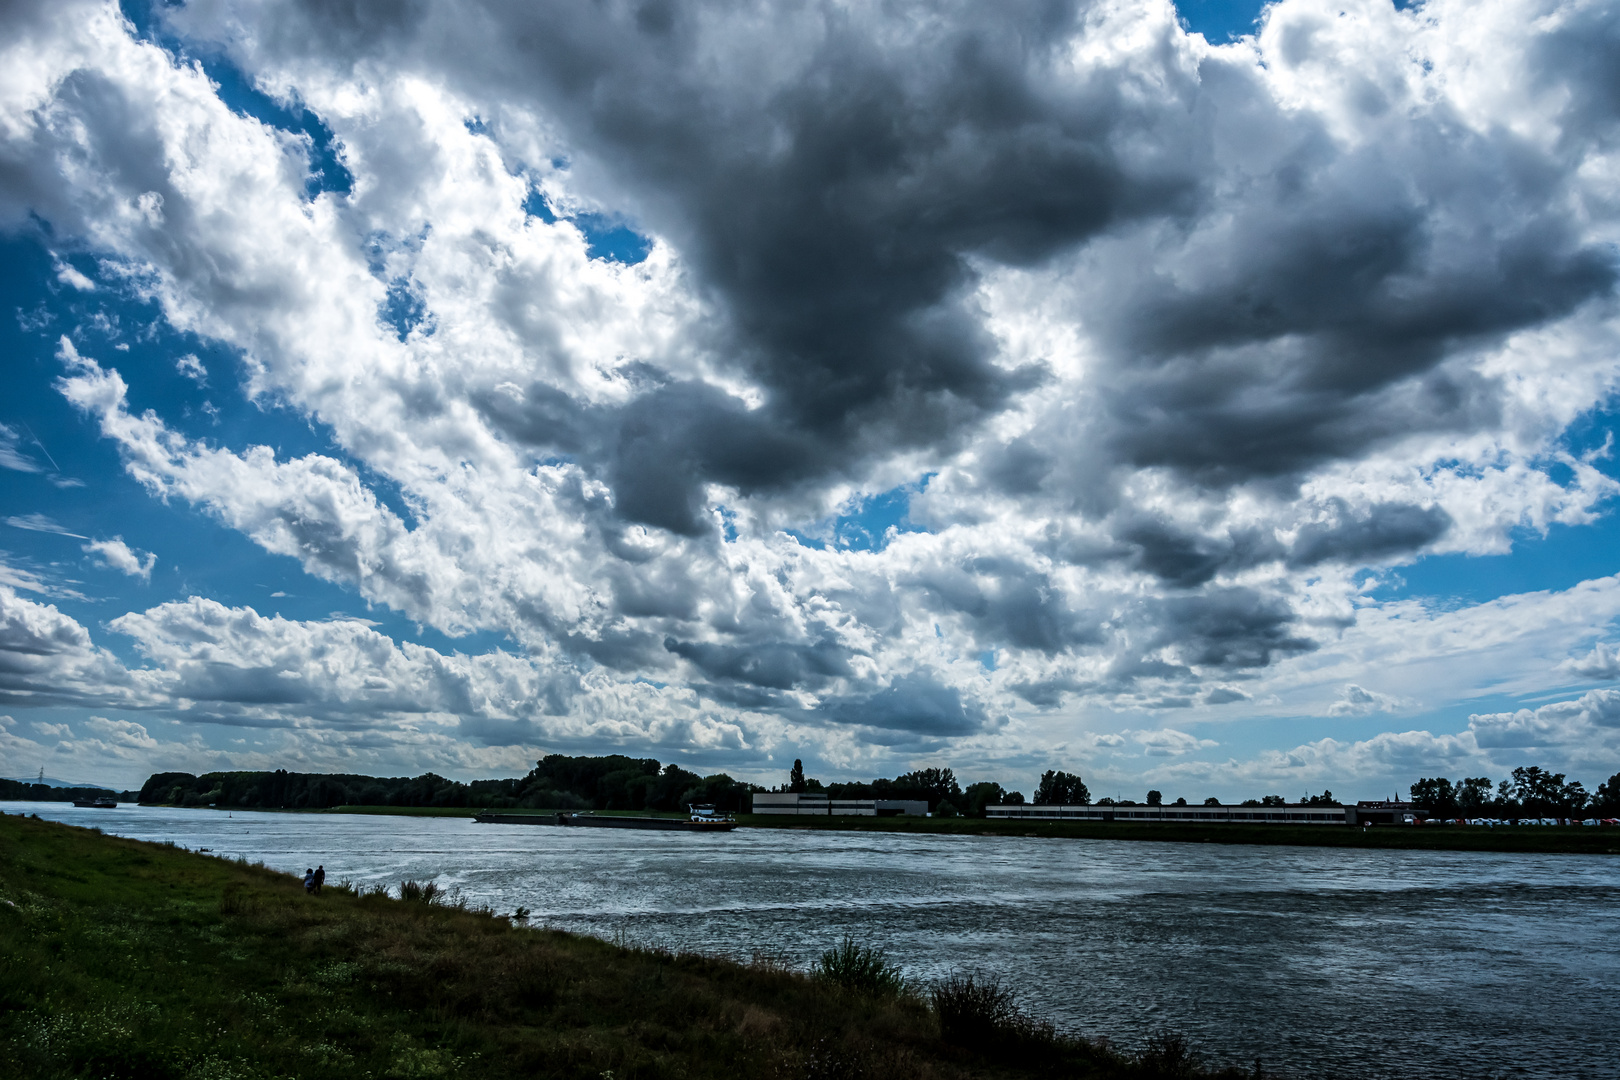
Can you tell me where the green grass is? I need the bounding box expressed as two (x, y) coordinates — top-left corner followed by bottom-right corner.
(0, 813), (1272, 1079)
(736, 813), (1620, 853)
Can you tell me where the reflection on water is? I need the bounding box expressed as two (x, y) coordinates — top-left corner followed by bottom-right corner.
(15, 802), (1619, 1079)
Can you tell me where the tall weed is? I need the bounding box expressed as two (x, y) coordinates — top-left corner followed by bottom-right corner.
(930, 971), (1032, 1049)
(398, 880), (440, 905)
(815, 937), (906, 996)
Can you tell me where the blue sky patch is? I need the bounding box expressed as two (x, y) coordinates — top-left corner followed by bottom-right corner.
(787, 478), (932, 552)
(1174, 0), (1270, 41)
(380, 278), (432, 341)
(1372, 513), (1620, 608)
(522, 192), (650, 263)
(523, 190), (559, 224)
(575, 213), (653, 265)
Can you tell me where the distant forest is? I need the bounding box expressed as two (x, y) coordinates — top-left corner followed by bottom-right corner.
(1410, 767), (1620, 817)
(19, 756), (1615, 819)
(0, 778), (126, 803)
(137, 755), (763, 813)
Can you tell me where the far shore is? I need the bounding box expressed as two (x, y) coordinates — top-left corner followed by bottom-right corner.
(63, 801), (1620, 853)
(735, 813), (1620, 853)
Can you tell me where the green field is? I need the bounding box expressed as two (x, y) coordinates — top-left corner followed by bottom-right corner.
(735, 813), (1620, 853)
(0, 812), (1267, 1079)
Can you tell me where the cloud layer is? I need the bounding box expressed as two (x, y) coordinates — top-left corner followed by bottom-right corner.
(1, 0), (1619, 787)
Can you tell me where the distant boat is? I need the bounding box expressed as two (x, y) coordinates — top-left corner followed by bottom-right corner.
(474, 804), (736, 832)
(72, 798), (118, 809)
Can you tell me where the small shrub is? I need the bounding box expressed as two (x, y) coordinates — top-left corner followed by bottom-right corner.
(815, 936), (906, 996)
(930, 971), (1020, 1049)
(1135, 1032), (1203, 1079)
(748, 950), (793, 974)
(398, 880), (441, 905)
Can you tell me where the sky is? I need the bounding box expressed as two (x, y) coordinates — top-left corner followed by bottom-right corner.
(3, 0), (1620, 800)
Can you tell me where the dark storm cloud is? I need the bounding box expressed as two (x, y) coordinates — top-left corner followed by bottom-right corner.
(1085, 499), (1450, 586)
(999, 590), (1310, 707)
(909, 558), (1103, 654)
(1529, 2), (1620, 141)
(1148, 588), (1315, 671)
(224, 0), (1204, 526)
(822, 673), (990, 736)
(664, 634), (855, 691)
(1287, 500), (1452, 568)
(1115, 517), (1281, 588)
(419, 0), (1618, 552)
(475, 379), (825, 535)
(1090, 90), (1616, 485)
(1007, 673), (1093, 708)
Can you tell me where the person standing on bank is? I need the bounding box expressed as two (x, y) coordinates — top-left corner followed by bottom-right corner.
(313, 865), (325, 894)
(303, 868), (315, 894)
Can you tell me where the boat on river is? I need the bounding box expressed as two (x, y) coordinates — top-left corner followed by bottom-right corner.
(72, 798), (118, 809)
(473, 804), (737, 832)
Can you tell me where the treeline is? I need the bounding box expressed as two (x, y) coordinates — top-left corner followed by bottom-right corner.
(0, 778), (126, 803)
(783, 762), (1344, 815)
(138, 755), (761, 813)
(785, 762), (1005, 816)
(120, 758), (1620, 819)
(786, 763), (1071, 817)
(1411, 766), (1620, 817)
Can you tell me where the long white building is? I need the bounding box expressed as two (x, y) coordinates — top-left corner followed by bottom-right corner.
(987, 802), (1352, 825)
(750, 792), (929, 816)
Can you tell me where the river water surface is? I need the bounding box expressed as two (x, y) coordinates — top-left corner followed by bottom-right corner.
(15, 802), (1619, 1078)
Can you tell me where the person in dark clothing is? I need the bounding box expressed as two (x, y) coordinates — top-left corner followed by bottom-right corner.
(303, 868), (315, 893)
(313, 865), (325, 894)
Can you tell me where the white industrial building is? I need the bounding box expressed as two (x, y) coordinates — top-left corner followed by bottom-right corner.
(986, 802), (1352, 824)
(751, 792), (929, 816)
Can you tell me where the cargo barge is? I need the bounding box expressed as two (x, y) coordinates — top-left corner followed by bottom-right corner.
(473, 806), (737, 832)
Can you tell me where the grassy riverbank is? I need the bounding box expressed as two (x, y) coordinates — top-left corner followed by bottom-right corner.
(736, 814), (1620, 854)
(0, 813), (1261, 1080)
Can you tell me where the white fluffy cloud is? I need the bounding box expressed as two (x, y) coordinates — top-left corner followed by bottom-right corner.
(1328, 684), (1401, 717)
(1470, 690), (1620, 751)
(1, 0), (1619, 787)
(0, 585), (139, 709)
(83, 537), (155, 581)
(1125, 728), (1220, 757)
(1561, 642), (1620, 681)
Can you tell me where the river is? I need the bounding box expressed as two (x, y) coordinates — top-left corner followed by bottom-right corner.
(12, 801), (1619, 1078)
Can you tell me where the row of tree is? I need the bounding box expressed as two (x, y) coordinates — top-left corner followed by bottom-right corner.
(778, 762), (1351, 815)
(785, 760), (991, 815)
(1410, 767), (1620, 817)
(0, 778), (127, 803)
(83, 758), (1620, 819)
(137, 755), (762, 813)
